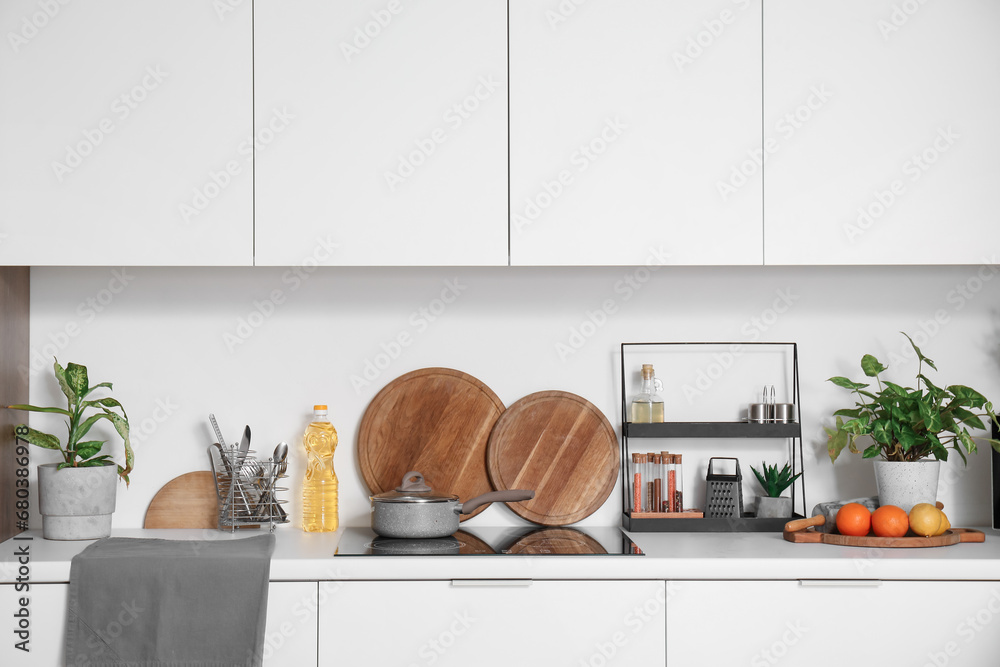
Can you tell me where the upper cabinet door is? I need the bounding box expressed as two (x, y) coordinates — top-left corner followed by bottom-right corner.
(509, 0), (763, 266)
(0, 1), (253, 266)
(254, 0), (508, 267)
(764, 0), (1000, 265)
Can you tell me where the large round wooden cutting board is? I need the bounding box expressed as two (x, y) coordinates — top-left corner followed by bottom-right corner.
(144, 471), (218, 529)
(486, 391), (619, 526)
(358, 368), (505, 520)
(504, 527), (608, 555)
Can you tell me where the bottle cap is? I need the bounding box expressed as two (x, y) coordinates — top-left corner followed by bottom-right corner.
(314, 404), (328, 411)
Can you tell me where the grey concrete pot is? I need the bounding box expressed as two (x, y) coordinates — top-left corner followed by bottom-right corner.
(37, 462), (117, 540)
(874, 459), (940, 513)
(756, 495), (793, 519)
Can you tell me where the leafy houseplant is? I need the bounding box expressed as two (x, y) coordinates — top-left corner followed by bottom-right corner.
(750, 461), (802, 499)
(8, 359), (132, 540)
(9, 359), (133, 484)
(825, 333), (999, 464)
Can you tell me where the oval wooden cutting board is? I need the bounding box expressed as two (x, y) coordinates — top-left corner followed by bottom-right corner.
(486, 391), (619, 526)
(783, 514), (985, 547)
(358, 368), (505, 520)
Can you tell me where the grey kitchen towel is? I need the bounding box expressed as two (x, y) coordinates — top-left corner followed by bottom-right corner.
(65, 534), (276, 667)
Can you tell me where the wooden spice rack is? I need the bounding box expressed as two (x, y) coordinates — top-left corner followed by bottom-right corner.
(619, 342), (807, 533)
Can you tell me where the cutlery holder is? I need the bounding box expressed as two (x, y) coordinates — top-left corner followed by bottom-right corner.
(705, 457), (744, 519)
(208, 445), (289, 532)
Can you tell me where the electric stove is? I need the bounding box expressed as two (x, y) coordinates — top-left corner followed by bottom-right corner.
(333, 525), (643, 556)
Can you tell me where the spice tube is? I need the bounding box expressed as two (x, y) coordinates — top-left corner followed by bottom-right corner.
(667, 454), (677, 513)
(674, 454), (684, 512)
(652, 454), (662, 515)
(632, 453), (642, 513)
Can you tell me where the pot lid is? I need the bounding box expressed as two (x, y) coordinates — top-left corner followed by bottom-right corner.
(371, 471), (457, 504)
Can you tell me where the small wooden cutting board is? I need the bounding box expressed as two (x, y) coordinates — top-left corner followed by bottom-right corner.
(486, 390), (619, 526)
(144, 471), (219, 529)
(783, 514), (985, 547)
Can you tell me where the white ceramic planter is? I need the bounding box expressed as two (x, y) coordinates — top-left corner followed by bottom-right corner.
(756, 496), (793, 519)
(873, 459), (940, 513)
(37, 462), (117, 540)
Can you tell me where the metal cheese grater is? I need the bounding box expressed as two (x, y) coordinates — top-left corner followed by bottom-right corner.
(705, 457), (744, 519)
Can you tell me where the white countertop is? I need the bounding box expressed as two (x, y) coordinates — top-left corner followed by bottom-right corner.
(4, 526), (1000, 584)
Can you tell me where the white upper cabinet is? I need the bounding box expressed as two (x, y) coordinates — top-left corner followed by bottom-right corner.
(764, 0), (1000, 265)
(254, 0), (508, 267)
(0, 1), (253, 266)
(509, 0), (763, 266)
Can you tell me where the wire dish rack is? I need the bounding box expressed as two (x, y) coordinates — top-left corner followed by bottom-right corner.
(208, 445), (289, 532)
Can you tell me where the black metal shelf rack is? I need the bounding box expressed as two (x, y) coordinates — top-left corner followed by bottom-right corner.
(620, 342), (807, 532)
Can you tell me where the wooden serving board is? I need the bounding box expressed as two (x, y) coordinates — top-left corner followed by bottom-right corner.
(504, 527), (608, 555)
(144, 471), (219, 529)
(783, 514), (985, 547)
(486, 390), (619, 526)
(358, 368), (505, 520)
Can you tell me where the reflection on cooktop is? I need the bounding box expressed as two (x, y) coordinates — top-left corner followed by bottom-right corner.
(335, 526), (643, 556)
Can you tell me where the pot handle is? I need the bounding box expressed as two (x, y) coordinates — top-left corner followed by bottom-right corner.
(459, 490), (535, 515)
(396, 471), (432, 493)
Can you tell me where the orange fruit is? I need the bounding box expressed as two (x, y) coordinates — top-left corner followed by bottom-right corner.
(871, 505), (909, 537)
(835, 502), (872, 536)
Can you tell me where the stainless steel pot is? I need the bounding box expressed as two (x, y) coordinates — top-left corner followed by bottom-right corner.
(371, 471), (535, 539)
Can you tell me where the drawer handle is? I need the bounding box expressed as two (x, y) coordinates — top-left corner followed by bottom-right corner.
(798, 579), (883, 588)
(450, 579), (533, 588)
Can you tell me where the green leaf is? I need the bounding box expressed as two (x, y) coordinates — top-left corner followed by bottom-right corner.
(902, 332), (936, 370)
(74, 441), (105, 460)
(828, 376), (869, 391)
(84, 382), (113, 397)
(957, 428), (977, 455)
(84, 397), (124, 411)
(65, 362), (89, 400)
(75, 412), (111, 441)
(950, 407), (985, 430)
(833, 408), (863, 419)
(104, 410), (132, 486)
(861, 354), (887, 377)
(13, 425), (62, 450)
(862, 443), (882, 458)
(884, 381), (911, 396)
(871, 419), (893, 445)
(948, 385), (989, 409)
(827, 419), (850, 463)
(53, 359), (75, 402)
(56, 462), (75, 470)
(7, 404), (72, 417)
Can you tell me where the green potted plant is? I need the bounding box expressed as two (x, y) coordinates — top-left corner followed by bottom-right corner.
(750, 461), (802, 518)
(825, 332), (999, 512)
(8, 359), (132, 540)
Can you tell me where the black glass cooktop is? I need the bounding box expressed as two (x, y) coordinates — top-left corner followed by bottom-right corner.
(334, 526), (643, 556)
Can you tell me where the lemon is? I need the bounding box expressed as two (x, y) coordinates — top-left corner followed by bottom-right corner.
(935, 511), (951, 536)
(909, 503), (943, 537)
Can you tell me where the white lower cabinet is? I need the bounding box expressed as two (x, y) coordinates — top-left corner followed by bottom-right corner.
(318, 580), (666, 666)
(0, 581), (317, 666)
(667, 580), (1000, 666)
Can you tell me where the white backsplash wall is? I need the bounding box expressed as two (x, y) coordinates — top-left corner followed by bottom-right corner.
(24, 264), (1000, 531)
